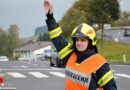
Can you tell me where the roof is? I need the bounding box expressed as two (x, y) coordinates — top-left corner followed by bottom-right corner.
(14, 41), (52, 52)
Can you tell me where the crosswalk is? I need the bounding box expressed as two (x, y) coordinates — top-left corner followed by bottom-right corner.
(7, 72), (65, 78)
(7, 72), (26, 78)
(6, 71), (130, 79)
(28, 72), (49, 78)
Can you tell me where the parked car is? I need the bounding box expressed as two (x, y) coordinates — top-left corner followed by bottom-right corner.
(50, 45), (62, 67)
(0, 56), (9, 61)
(124, 28), (130, 36)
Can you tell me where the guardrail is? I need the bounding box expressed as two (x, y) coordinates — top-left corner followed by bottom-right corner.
(105, 26), (130, 30)
(96, 26), (130, 40)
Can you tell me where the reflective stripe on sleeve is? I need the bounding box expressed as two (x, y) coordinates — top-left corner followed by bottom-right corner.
(76, 63), (80, 65)
(58, 43), (73, 59)
(65, 66), (91, 87)
(49, 27), (62, 39)
(98, 71), (114, 87)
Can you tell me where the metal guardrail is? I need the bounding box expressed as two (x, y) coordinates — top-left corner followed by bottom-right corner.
(96, 26), (130, 39)
(105, 26), (130, 30)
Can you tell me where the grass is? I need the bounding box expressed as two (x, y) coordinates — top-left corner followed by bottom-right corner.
(97, 40), (130, 64)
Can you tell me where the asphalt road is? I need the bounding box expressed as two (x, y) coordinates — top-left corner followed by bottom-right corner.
(0, 61), (130, 90)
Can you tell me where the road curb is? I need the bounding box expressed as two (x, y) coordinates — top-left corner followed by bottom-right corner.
(110, 62), (130, 65)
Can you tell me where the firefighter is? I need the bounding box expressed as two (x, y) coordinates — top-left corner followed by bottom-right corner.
(44, 0), (117, 90)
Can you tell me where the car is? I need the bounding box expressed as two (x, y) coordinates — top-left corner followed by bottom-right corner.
(124, 28), (130, 36)
(0, 56), (9, 61)
(50, 45), (62, 67)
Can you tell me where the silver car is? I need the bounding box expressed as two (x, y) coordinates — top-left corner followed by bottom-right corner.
(50, 45), (62, 67)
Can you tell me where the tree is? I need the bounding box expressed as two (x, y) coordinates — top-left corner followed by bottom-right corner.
(86, 0), (120, 49)
(116, 11), (130, 26)
(42, 32), (50, 41)
(8, 24), (21, 47)
(59, 0), (87, 37)
(36, 32), (50, 41)
(0, 25), (21, 60)
(8, 24), (21, 59)
(121, 11), (130, 21)
(0, 28), (11, 56)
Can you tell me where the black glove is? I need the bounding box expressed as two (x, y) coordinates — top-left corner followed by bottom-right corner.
(46, 9), (53, 20)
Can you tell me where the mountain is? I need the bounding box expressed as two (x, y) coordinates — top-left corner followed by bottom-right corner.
(34, 25), (48, 36)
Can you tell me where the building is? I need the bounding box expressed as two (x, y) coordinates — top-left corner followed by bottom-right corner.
(14, 41), (52, 61)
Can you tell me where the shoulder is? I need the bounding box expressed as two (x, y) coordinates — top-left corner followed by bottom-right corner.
(96, 63), (110, 76)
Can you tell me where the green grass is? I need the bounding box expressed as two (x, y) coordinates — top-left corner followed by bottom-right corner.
(97, 40), (130, 64)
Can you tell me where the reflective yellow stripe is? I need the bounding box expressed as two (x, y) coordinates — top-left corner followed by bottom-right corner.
(49, 27), (62, 39)
(58, 43), (71, 55)
(58, 43), (73, 59)
(98, 71), (114, 87)
(93, 72), (96, 74)
(49, 27), (61, 34)
(100, 75), (114, 87)
(50, 30), (62, 39)
(76, 63), (80, 65)
(60, 49), (73, 59)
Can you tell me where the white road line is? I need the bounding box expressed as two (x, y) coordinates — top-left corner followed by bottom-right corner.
(49, 72), (65, 78)
(114, 76), (119, 79)
(51, 67), (61, 70)
(2, 68), (62, 71)
(111, 70), (116, 73)
(114, 65), (129, 67)
(13, 66), (28, 68)
(7, 72), (26, 78)
(114, 73), (130, 78)
(28, 72), (49, 78)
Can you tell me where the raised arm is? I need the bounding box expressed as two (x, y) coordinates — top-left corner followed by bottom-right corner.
(43, 0), (73, 65)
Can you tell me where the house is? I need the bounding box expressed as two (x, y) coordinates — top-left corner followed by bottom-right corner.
(14, 41), (52, 61)
(20, 36), (35, 47)
(24, 40), (33, 46)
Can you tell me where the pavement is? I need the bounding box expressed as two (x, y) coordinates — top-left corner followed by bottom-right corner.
(0, 69), (12, 80)
(0, 60), (130, 90)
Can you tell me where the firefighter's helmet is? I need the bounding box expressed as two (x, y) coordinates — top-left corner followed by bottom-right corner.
(71, 23), (97, 46)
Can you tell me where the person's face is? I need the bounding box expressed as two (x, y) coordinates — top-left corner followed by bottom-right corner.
(76, 37), (89, 52)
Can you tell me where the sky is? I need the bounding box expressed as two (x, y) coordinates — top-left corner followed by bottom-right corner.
(0, 0), (130, 38)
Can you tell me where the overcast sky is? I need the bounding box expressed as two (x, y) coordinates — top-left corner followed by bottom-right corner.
(0, 0), (130, 38)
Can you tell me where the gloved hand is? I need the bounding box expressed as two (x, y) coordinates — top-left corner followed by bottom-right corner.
(44, 0), (53, 20)
(46, 9), (53, 20)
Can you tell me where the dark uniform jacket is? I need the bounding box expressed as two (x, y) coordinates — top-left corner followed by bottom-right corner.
(46, 17), (117, 90)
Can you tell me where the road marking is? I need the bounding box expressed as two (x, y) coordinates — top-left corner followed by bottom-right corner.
(28, 72), (49, 78)
(51, 67), (61, 70)
(2, 68), (63, 71)
(114, 76), (119, 79)
(13, 65), (28, 68)
(7, 72), (26, 78)
(114, 65), (129, 67)
(49, 72), (65, 78)
(114, 73), (130, 78)
(111, 70), (116, 72)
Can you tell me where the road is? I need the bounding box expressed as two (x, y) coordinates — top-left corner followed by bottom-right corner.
(0, 61), (130, 90)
